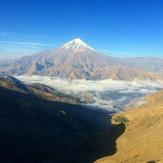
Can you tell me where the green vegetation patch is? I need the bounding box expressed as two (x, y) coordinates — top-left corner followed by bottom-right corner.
(114, 115), (129, 124)
(146, 161), (156, 163)
(146, 160), (161, 163)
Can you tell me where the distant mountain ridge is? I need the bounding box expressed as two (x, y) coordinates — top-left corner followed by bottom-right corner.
(0, 74), (81, 104)
(0, 38), (163, 80)
(117, 57), (163, 73)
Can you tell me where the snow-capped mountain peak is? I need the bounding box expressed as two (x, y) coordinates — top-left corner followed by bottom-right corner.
(63, 38), (95, 52)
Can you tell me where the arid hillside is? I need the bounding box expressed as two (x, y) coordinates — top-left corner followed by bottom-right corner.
(96, 90), (163, 163)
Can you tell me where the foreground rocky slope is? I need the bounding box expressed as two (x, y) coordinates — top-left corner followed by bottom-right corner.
(1, 75), (163, 162)
(0, 75), (111, 163)
(96, 90), (163, 163)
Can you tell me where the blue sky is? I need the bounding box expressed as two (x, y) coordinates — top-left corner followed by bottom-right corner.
(0, 0), (163, 59)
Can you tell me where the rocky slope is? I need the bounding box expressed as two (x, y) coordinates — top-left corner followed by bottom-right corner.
(0, 75), (111, 163)
(0, 74), (81, 104)
(96, 90), (163, 163)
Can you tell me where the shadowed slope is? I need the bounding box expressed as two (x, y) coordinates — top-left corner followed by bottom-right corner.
(0, 76), (115, 163)
(0, 76), (128, 163)
(76, 123), (125, 163)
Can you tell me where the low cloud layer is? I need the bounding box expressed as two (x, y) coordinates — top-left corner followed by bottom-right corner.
(16, 76), (163, 111)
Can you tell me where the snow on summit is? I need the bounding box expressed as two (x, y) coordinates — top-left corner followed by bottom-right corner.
(63, 38), (95, 52)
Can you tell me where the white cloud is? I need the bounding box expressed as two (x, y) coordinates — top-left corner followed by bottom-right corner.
(16, 75), (163, 111)
(0, 41), (55, 47)
(0, 41), (55, 59)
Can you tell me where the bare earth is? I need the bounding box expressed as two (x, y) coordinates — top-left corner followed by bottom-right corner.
(96, 90), (163, 163)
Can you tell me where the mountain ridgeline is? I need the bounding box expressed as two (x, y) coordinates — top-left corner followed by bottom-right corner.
(0, 38), (163, 80)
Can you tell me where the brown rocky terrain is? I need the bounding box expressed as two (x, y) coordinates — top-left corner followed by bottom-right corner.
(0, 75), (81, 104)
(96, 90), (163, 163)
